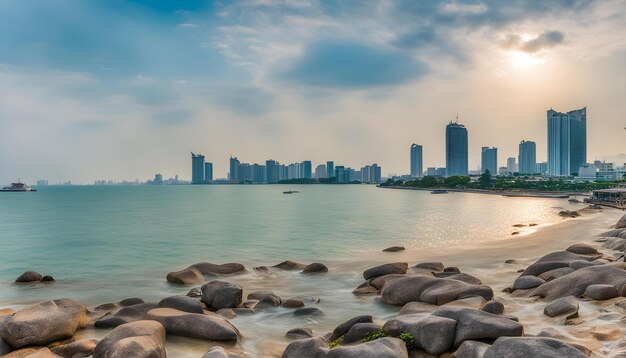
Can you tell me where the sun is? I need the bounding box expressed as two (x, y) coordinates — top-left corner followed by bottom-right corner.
(509, 51), (544, 69)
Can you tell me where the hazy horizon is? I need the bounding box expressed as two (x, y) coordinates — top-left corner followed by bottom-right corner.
(1, 1), (625, 184)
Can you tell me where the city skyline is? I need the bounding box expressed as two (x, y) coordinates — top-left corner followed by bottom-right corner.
(1, 1), (626, 183)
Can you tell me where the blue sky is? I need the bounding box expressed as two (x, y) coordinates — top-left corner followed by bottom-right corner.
(1, 0), (625, 183)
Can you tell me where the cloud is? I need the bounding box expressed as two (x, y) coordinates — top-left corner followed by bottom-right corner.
(281, 42), (427, 88)
(501, 30), (565, 53)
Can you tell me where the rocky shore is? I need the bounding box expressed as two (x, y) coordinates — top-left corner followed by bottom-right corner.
(1, 210), (626, 357)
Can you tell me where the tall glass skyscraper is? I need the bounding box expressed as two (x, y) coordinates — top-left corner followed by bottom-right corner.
(518, 140), (537, 175)
(410, 144), (423, 177)
(191, 152), (205, 184)
(326, 161), (334, 178)
(547, 108), (586, 176)
(266, 159), (280, 184)
(481, 147), (497, 175)
(229, 157), (240, 182)
(204, 162), (213, 182)
(446, 122), (468, 177)
(301, 161), (312, 179)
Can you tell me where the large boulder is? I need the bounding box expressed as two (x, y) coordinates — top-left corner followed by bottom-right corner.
(433, 307), (523, 347)
(414, 262), (445, 272)
(95, 303), (157, 328)
(511, 275), (545, 290)
(616, 214), (626, 229)
(281, 337), (328, 358)
(329, 315), (373, 341)
(157, 295), (203, 313)
(483, 337), (587, 358)
(566, 243), (598, 255)
(383, 314), (456, 355)
(543, 296), (579, 318)
(201, 281), (243, 310)
(341, 323), (382, 344)
(381, 276), (493, 306)
(481, 301), (504, 315)
(166, 267), (204, 285)
(92, 320), (166, 358)
(583, 284), (618, 300)
(369, 274), (409, 290)
(302, 263), (328, 274)
(191, 262), (246, 275)
(532, 265), (626, 300)
(455, 340), (491, 358)
(285, 327), (313, 340)
(14, 271), (43, 283)
(273, 261), (307, 270)
(325, 337), (408, 358)
(520, 251), (597, 278)
(51, 339), (98, 357)
(0, 299), (87, 348)
(145, 308), (239, 341)
(363, 263), (408, 280)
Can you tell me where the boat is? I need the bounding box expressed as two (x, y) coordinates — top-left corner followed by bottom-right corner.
(0, 181), (37, 192)
(431, 189), (449, 194)
(283, 190), (299, 194)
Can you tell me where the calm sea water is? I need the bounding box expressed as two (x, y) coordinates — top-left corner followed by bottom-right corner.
(0, 184), (579, 307)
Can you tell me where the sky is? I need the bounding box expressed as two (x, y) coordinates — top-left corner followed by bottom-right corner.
(1, 0), (625, 183)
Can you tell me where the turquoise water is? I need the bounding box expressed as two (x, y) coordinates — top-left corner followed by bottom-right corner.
(0, 184), (579, 308)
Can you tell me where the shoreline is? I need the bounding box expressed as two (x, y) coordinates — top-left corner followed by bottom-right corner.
(378, 184), (583, 199)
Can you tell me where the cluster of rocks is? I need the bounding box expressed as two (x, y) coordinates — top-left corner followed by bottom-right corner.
(14, 270), (55, 283)
(558, 210), (582, 218)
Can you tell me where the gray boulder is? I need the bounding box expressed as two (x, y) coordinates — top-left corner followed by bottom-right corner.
(191, 262), (246, 275)
(512, 276), (545, 290)
(617, 214), (626, 229)
(0, 299), (87, 348)
(520, 251), (597, 277)
(1, 337), (10, 356)
(282, 299), (305, 308)
(533, 265), (626, 300)
(119, 298), (145, 307)
(383, 314), (456, 355)
(583, 284), (618, 300)
(255, 294), (283, 309)
(186, 287), (202, 298)
(286, 327), (313, 339)
(603, 237), (626, 251)
(329, 315), (373, 341)
(341, 323), (382, 344)
(274, 261), (307, 270)
(381, 276), (494, 306)
(325, 337), (408, 358)
(543, 296), (579, 318)
(145, 308), (238, 341)
(433, 307), (523, 347)
(414, 262), (445, 272)
(399, 301), (438, 315)
(566, 243), (598, 255)
(363, 263), (408, 280)
(481, 300), (504, 315)
(369, 274), (409, 290)
(201, 281), (243, 310)
(92, 320), (166, 358)
(15, 271), (43, 283)
(281, 337), (328, 358)
(166, 267), (204, 285)
(383, 246), (405, 252)
(538, 267), (576, 281)
(455, 340), (491, 358)
(95, 303), (157, 328)
(302, 263), (328, 274)
(157, 295), (203, 313)
(294, 308), (323, 317)
(445, 273), (483, 285)
(201, 346), (241, 358)
(483, 337), (587, 358)
(51, 339), (97, 358)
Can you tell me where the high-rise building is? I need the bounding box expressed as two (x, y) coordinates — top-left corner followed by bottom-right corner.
(518, 140), (537, 175)
(238, 163), (252, 183)
(314, 165), (327, 179)
(361, 164), (382, 183)
(266, 160), (280, 184)
(506, 157), (517, 174)
(547, 107), (587, 176)
(410, 144), (423, 177)
(445, 122), (468, 177)
(536, 161), (548, 175)
(153, 174), (162, 184)
(301, 161), (312, 179)
(191, 152), (205, 184)
(335, 166), (346, 183)
(252, 163), (265, 183)
(481, 147), (497, 175)
(229, 157), (240, 182)
(204, 163), (213, 182)
(327, 161), (335, 178)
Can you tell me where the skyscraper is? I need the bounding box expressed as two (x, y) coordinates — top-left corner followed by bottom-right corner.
(266, 159), (280, 184)
(326, 161), (335, 178)
(547, 107), (587, 176)
(481, 147), (497, 175)
(518, 140), (537, 175)
(410, 144), (423, 177)
(229, 157), (240, 182)
(191, 152), (205, 184)
(301, 161), (312, 179)
(314, 164), (327, 179)
(445, 122), (468, 177)
(506, 157), (517, 174)
(204, 162), (213, 182)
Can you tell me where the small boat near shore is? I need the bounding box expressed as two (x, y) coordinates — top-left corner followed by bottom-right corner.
(0, 181), (37, 192)
(431, 189), (449, 194)
(283, 190), (299, 194)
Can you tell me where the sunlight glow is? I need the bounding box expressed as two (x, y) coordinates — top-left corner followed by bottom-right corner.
(509, 51), (545, 68)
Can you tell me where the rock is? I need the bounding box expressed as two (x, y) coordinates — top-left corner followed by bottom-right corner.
(617, 214), (626, 229)
(444, 267), (461, 274)
(543, 296), (579, 318)
(583, 284), (618, 300)
(95, 303), (157, 328)
(293, 308), (322, 317)
(286, 327), (313, 339)
(593, 327), (622, 341)
(414, 262), (445, 272)
(21, 348), (62, 357)
(92, 320), (166, 358)
(273, 261), (307, 270)
(603, 237), (626, 251)
(282, 299), (305, 308)
(483, 337), (587, 358)
(201, 281), (243, 310)
(521, 251), (597, 277)
(399, 301), (438, 315)
(201, 346), (241, 358)
(341, 323), (382, 344)
(95, 303), (117, 311)
(15, 271), (43, 283)
(566, 243), (599, 255)
(3, 348), (39, 357)
(455, 340), (491, 358)
(216, 308), (236, 319)
(505, 259), (516, 264)
(0, 299), (87, 348)
(166, 267), (204, 285)
(381, 275), (494, 306)
(302, 263), (328, 274)
(569, 260), (598, 270)
(533, 265), (626, 300)
(145, 308), (239, 341)
(157, 295), (204, 313)
(42, 276), (55, 282)
(481, 301), (504, 315)
(254, 266), (269, 272)
(325, 337), (408, 358)
(119, 298), (145, 307)
(186, 287), (202, 298)
(51, 339), (97, 358)
(1, 337), (10, 356)
(255, 294), (283, 309)
(383, 246), (405, 252)
(383, 314), (456, 355)
(444, 273), (483, 285)
(433, 307), (523, 347)
(512, 276), (545, 290)
(329, 315), (373, 341)
(370, 274), (409, 290)
(538, 267), (576, 281)
(281, 337), (328, 358)
(353, 281), (379, 295)
(558, 210), (581, 218)
(247, 291), (276, 300)
(363, 262), (408, 280)
(191, 262), (246, 275)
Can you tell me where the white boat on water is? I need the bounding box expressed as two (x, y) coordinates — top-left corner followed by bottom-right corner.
(0, 181), (37, 192)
